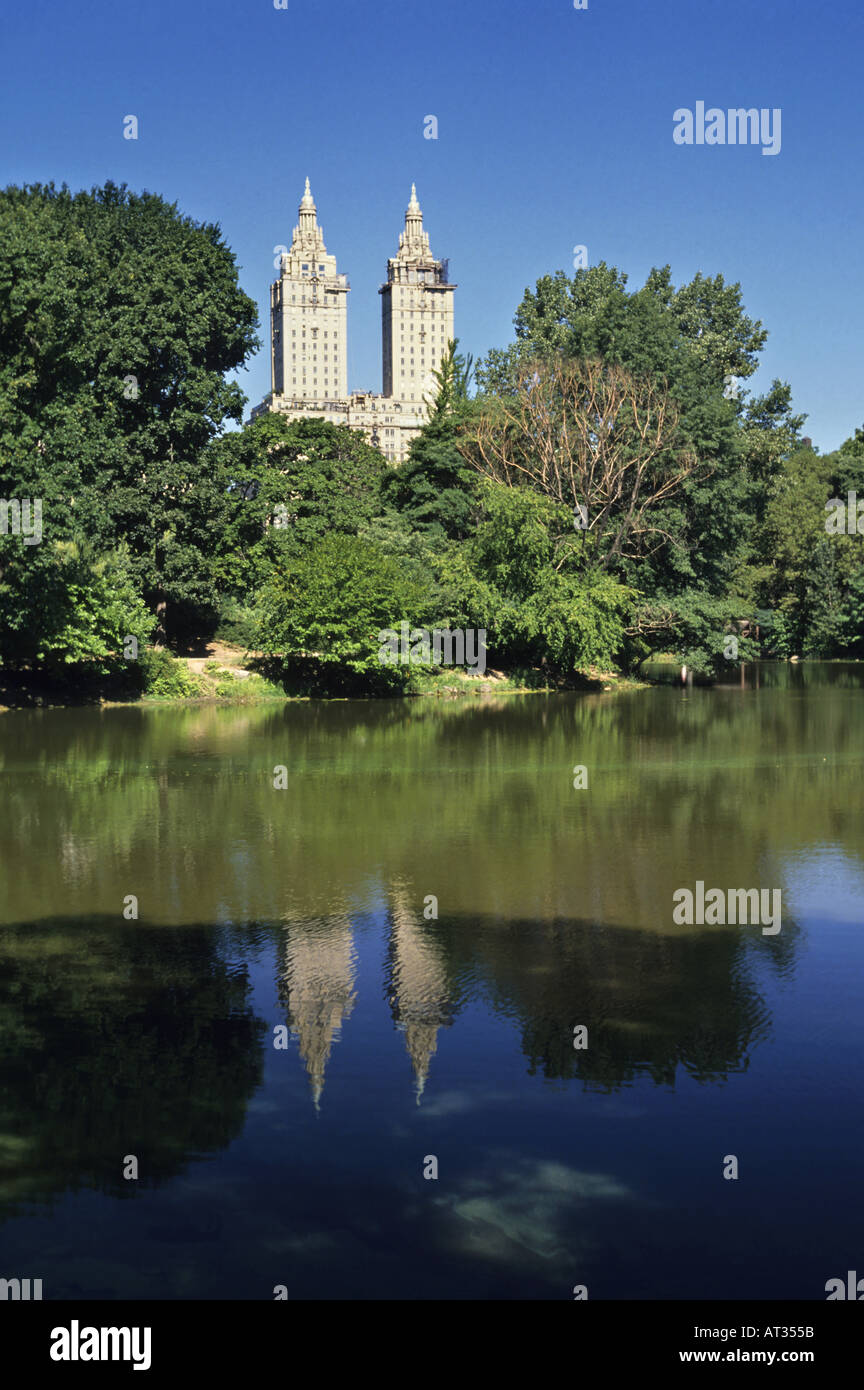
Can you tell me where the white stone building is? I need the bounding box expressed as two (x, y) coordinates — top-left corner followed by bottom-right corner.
(252, 181), (456, 463)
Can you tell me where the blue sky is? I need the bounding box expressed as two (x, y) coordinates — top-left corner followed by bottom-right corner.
(3, 0), (861, 450)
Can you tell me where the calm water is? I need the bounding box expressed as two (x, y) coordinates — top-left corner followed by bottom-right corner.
(1, 663), (862, 1299)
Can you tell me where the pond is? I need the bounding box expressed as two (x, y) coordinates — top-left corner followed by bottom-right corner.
(1, 663), (862, 1298)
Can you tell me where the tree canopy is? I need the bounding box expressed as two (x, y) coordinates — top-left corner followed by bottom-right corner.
(1, 184), (856, 695)
(0, 180), (258, 654)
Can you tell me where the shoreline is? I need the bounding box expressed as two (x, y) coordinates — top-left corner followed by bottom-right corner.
(0, 664), (650, 712)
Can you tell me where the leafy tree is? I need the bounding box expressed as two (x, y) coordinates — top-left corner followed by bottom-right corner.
(630, 590), (761, 676)
(475, 263), (789, 605)
(438, 481), (635, 676)
(0, 180), (259, 648)
(255, 533), (433, 694)
(803, 540), (846, 656)
(837, 566), (864, 656)
(139, 646), (204, 698)
(381, 340), (480, 540)
(209, 415), (389, 605)
(423, 337), (474, 419)
(471, 261), (816, 671)
(0, 537), (153, 675)
(479, 263), (765, 397)
(814, 426), (864, 655)
(653, 267), (768, 383)
(755, 444), (831, 647)
(462, 355), (698, 571)
(827, 424), (864, 500)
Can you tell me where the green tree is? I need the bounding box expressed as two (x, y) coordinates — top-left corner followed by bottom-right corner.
(0, 537), (154, 677)
(209, 415), (389, 605)
(382, 340), (480, 540)
(255, 533), (433, 694)
(0, 180), (259, 650)
(439, 481), (635, 676)
(473, 261), (811, 670)
(462, 355), (698, 572)
(803, 540), (846, 656)
(475, 262), (788, 604)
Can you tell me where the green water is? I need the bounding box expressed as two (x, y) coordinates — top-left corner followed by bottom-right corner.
(0, 664), (862, 1298)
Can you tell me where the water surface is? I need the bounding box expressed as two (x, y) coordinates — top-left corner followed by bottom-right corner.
(1, 664), (862, 1298)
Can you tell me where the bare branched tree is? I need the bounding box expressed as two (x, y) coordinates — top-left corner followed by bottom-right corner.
(460, 357), (701, 569)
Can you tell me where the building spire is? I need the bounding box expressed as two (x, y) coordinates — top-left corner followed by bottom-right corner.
(296, 177), (320, 243)
(400, 182), (427, 256)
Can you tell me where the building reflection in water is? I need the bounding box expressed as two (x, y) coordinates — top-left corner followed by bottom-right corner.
(274, 864), (783, 1106)
(275, 887), (459, 1108)
(385, 885), (456, 1103)
(277, 914), (357, 1110)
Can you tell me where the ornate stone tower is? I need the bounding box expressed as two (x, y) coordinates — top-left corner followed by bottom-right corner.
(255, 180), (456, 464)
(380, 185), (456, 405)
(270, 179), (349, 403)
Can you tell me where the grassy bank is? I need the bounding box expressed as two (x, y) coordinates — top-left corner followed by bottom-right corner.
(0, 643), (649, 710)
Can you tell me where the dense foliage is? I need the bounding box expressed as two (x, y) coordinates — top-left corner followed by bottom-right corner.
(0, 179), (258, 660)
(1, 182), (860, 698)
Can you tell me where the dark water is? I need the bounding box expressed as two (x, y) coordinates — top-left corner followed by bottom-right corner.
(1, 663), (862, 1299)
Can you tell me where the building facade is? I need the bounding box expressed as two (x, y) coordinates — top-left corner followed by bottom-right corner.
(253, 181), (456, 463)
(269, 178), (349, 404)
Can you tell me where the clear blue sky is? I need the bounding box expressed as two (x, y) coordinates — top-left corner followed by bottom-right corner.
(3, 0), (861, 450)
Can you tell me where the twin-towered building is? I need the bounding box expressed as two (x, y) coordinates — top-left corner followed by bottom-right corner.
(252, 180), (456, 463)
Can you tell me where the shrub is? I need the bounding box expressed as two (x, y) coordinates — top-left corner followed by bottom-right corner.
(140, 647), (203, 698)
(255, 533), (432, 695)
(215, 599), (259, 649)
